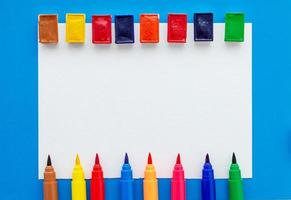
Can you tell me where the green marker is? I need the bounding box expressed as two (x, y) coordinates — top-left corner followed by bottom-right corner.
(225, 13), (245, 42)
(229, 153), (244, 200)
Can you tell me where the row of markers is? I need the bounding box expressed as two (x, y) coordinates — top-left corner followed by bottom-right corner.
(39, 13), (245, 44)
(43, 153), (244, 200)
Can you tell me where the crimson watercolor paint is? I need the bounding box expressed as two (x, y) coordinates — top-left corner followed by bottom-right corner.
(92, 15), (112, 44)
(167, 14), (187, 43)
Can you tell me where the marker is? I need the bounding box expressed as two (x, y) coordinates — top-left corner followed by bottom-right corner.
(120, 153), (134, 200)
(72, 154), (87, 200)
(171, 154), (185, 200)
(201, 154), (216, 200)
(229, 153), (244, 200)
(43, 155), (58, 200)
(91, 153), (105, 200)
(144, 153), (159, 200)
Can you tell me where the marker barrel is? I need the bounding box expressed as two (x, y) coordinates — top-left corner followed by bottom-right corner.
(144, 178), (158, 200)
(201, 179), (216, 200)
(91, 154), (105, 200)
(229, 163), (244, 200)
(171, 156), (185, 200)
(44, 179), (58, 200)
(120, 160), (134, 200)
(43, 166), (58, 200)
(72, 156), (87, 200)
(171, 179), (186, 200)
(72, 180), (87, 200)
(120, 179), (134, 200)
(144, 154), (159, 200)
(90, 178), (104, 200)
(201, 163), (216, 200)
(229, 179), (244, 200)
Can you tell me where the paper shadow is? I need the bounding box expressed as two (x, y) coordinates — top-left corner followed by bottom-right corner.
(93, 44), (112, 51)
(167, 43), (186, 50)
(140, 43), (158, 50)
(67, 43), (85, 49)
(225, 41), (244, 49)
(39, 43), (58, 50)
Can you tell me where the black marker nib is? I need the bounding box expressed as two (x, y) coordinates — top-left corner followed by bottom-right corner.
(124, 153), (129, 164)
(232, 152), (237, 164)
(205, 153), (210, 163)
(47, 155), (52, 166)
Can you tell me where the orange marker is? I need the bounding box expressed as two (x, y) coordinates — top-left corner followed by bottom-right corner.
(44, 155), (58, 200)
(144, 153), (159, 200)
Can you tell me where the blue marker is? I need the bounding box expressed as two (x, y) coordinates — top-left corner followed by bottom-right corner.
(201, 154), (216, 200)
(120, 153), (134, 200)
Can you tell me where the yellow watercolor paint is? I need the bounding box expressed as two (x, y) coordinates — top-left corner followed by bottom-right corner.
(66, 14), (86, 43)
(144, 153), (159, 200)
(72, 154), (87, 200)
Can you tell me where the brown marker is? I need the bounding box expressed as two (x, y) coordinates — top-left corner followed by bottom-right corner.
(44, 155), (58, 200)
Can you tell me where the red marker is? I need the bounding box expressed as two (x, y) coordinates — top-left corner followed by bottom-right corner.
(90, 153), (105, 200)
(171, 154), (186, 200)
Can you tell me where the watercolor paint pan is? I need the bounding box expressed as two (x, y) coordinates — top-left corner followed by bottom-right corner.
(194, 13), (213, 41)
(140, 14), (159, 43)
(225, 13), (245, 42)
(92, 15), (112, 44)
(66, 13), (86, 43)
(115, 15), (134, 44)
(38, 14), (58, 43)
(167, 14), (187, 43)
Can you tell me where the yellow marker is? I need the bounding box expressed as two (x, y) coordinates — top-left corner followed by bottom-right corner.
(144, 153), (159, 200)
(66, 14), (86, 43)
(72, 154), (87, 200)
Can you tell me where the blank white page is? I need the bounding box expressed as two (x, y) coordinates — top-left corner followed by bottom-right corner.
(38, 23), (252, 179)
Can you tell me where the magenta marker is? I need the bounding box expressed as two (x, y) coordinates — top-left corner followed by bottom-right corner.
(171, 153), (186, 200)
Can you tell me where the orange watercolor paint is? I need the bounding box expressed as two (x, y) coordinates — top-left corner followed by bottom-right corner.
(140, 14), (159, 43)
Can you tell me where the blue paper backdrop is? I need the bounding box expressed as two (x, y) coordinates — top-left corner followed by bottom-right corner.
(1, 0), (291, 199)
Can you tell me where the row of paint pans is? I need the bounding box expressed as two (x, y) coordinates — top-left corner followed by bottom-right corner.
(38, 13), (245, 44)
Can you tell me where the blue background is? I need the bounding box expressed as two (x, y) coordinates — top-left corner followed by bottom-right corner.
(1, 0), (291, 199)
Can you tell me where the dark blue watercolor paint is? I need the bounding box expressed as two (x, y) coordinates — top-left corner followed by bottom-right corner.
(194, 13), (213, 41)
(115, 15), (134, 44)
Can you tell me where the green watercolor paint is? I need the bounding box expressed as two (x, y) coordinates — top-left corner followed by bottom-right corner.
(225, 13), (245, 42)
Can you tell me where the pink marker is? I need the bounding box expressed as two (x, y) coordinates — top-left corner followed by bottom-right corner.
(171, 153), (186, 200)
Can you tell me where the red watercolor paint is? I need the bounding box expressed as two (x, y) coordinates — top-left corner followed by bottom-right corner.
(167, 14), (187, 43)
(92, 15), (112, 44)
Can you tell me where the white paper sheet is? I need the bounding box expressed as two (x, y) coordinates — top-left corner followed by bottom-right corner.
(38, 23), (252, 179)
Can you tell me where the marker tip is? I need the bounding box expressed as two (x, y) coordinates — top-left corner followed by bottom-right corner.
(176, 153), (181, 164)
(47, 155), (52, 166)
(147, 152), (152, 164)
(75, 154), (80, 165)
(124, 153), (129, 164)
(232, 152), (237, 164)
(205, 153), (210, 163)
(95, 153), (100, 165)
